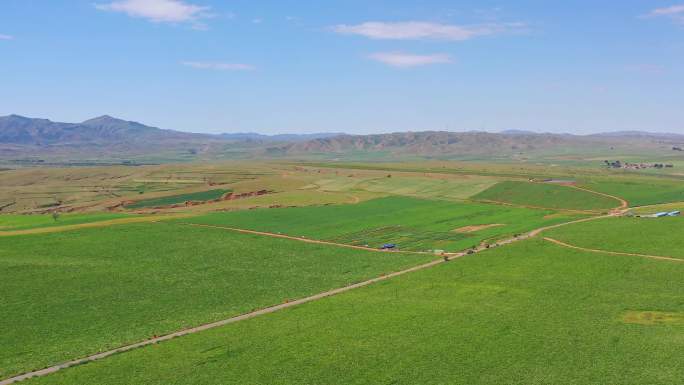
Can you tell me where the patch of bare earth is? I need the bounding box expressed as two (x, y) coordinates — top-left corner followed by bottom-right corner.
(453, 224), (505, 233)
(622, 311), (684, 325)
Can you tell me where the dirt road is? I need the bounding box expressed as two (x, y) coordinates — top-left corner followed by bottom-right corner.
(0, 205), (630, 384)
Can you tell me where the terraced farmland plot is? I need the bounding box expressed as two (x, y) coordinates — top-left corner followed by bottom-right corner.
(310, 174), (497, 200)
(474, 181), (621, 211)
(0, 223), (431, 379)
(544, 216), (684, 260)
(182, 196), (584, 252)
(0, 212), (131, 232)
(29, 240), (684, 385)
(124, 188), (231, 209)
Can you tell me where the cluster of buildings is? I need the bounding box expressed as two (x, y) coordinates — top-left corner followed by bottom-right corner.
(603, 160), (674, 170)
(651, 211), (681, 218)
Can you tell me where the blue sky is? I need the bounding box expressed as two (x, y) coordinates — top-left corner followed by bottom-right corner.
(1, 0), (683, 135)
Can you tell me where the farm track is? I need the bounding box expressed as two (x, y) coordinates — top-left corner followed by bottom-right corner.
(0, 257), (450, 385)
(0, 194), (629, 384)
(473, 199), (600, 214)
(567, 185), (628, 210)
(543, 237), (683, 263)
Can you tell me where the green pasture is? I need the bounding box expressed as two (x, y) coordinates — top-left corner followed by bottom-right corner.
(30, 239), (684, 385)
(124, 189), (231, 209)
(181, 196), (584, 252)
(580, 180), (684, 207)
(474, 181), (621, 210)
(0, 212), (131, 231)
(0, 223), (431, 378)
(544, 216), (684, 260)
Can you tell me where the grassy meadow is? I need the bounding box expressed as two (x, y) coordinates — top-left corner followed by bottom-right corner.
(0, 222), (432, 378)
(28, 239), (684, 385)
(181, 196), (585, 252)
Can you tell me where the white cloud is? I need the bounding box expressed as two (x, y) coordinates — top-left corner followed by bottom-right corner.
(332, 21), (524, 41)
(182, 61), (255, 71)
(369, 52), (452, 68)
(647, 4), (684, 24)
(95, 0), (211, 24)
(0, 34), (14, 40)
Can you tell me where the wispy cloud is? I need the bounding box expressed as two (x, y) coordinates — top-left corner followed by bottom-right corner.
(331, 21), (525, 41)
(95, 0), (211, 26)
(0, 34), (14, 40)
(625, 64), (666, 74)
(369, 52), (452, 68)
(182, 61), (255, 71)
(647, 4), (684, 24)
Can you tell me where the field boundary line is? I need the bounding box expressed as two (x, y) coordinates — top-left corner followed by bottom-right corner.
(543, 237), (683, 263)
(0, 215), (195, 237)
(0, 257), (451, 385)
(565, 185), (628, 211)
(472, 199), (599, 214)
(179, 223), (432, 255)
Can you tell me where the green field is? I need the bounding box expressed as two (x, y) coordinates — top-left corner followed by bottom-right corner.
(307, 174), (498, 200)
(545, 216), (684, 260)
(0, 213), (131, 231)
(124, 189), (231, 209)
(181, 196), (584, 252)
(474, 181), (621, 211)
(580, 180), (684, 207)
(0, 223), (431, 378)
(29, 239), (684, 385)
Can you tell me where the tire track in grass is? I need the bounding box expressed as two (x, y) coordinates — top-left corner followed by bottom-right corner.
(567, 184), (628, 211)
(180, 223), (433, 255)
(543, 237), (683, 263)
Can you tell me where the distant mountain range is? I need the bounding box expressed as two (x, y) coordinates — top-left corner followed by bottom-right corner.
(1, 114), (683, 164)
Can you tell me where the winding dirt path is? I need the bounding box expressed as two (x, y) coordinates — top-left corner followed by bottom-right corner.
(567, 185), (628, 211)
(543, 237), (683, 263)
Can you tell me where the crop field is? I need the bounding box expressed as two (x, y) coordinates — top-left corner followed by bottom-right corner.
(181, 196), (585, 252)
(580, 179), (684, 207)
(544, 216), (684, 260)
(0, 222), (432, 378)
(473, 181), (621, 211)
(27, 239), (684, 385)
(2, 160), (683, 385)
(123, 188), (231, 209)
(303, 172), (499, 200)
(0, 212), (130, 231)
